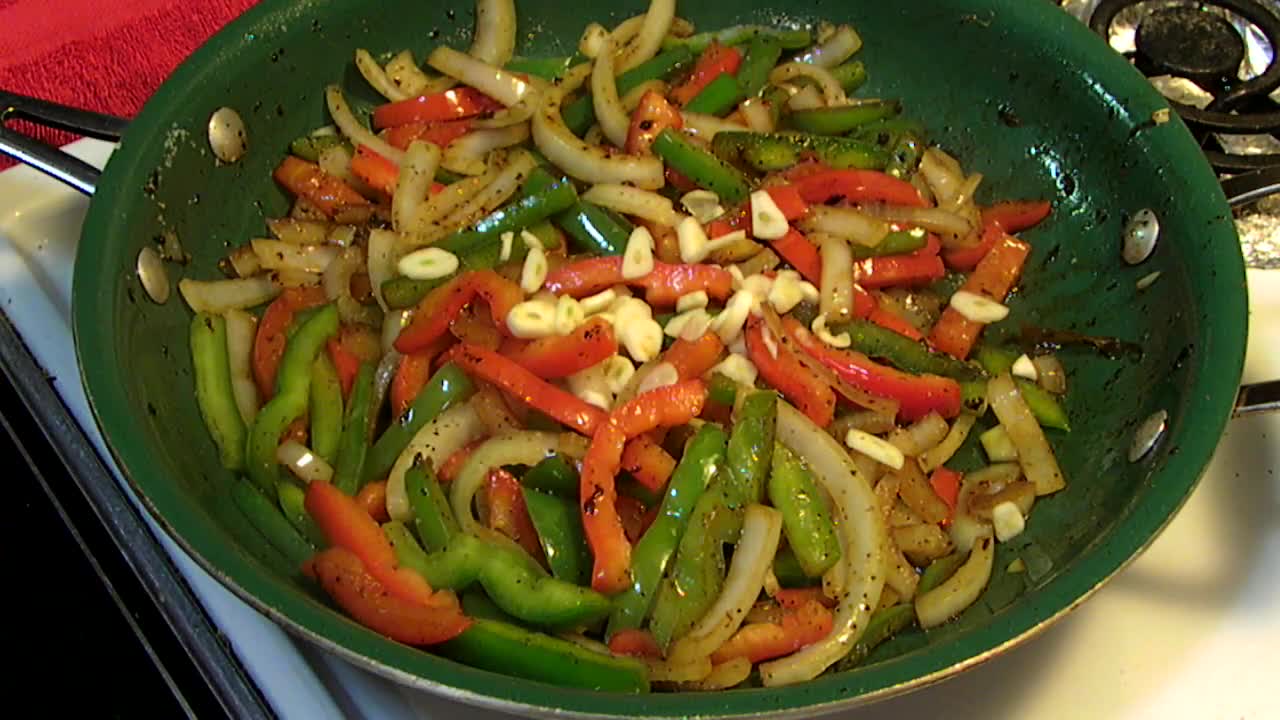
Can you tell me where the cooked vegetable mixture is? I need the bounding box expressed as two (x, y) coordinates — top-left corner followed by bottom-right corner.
(180, 0), (1069, 692)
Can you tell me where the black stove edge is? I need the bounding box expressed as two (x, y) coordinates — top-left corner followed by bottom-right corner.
(0, 309), (274, 720)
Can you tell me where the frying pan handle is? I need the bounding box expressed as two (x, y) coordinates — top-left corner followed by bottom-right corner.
(0, 90), (128, 195)
(1221, 167), (1280, 208)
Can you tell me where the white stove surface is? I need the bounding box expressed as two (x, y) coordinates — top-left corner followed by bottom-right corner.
(3, 139), (1277, 720)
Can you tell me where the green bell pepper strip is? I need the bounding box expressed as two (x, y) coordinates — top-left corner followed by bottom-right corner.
(434, 178), (579, 257)
(289, 134), (348, 162)
(362, 362), (474, 484)
(736, 35), (783, 98)
(522, 487), (592, 586)
(521, 455), (580, 496)
(386, 524), (611, 628)
(405, 461), (458, 553)
(276, 479), (327, 548)
(772, 545), (820, 587)
(381, 276), (447, 310)
(332, 362), (376, 495)
(652, 128), (751, 204)
(647, 502), (726, 650)
(246, 303), (339, 497)
(190, 313), (246, 471)
(762, 84), (792, 128)
(835, 318), (982, 380)
(711, 130), (890, 172)
(707, 372), (739, 407)
(554, 201), (634, 256)
(562, 47), (695, 136)
(974, 345), (1019, 376)
(886, 131), (926, 178)
(438, 617), (650, 692)
(213, 484), (298, 578)
(460, 589), (516, 622)
(971, 348), (1070, 430)
(230, 477), (315, 569)
(309, 353), (343, 464)
(837, 603), (915, 669)
(725, 391), (777, 506)
(768, 444), (841, 577)
(683, 73), (744, 117)
(831, 60), (867, 93)
(787, 100), (902, 135)
(607, 423), (727, 638)
(918, 551), (967, 595)
(505, 54), (582, 80)
(847, 227), (928, 260)
(662, 25), (811, 53)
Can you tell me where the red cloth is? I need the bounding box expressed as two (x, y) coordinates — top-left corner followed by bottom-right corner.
(0, 0), (258, 167)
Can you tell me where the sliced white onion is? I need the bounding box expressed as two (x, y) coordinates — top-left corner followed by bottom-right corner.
(442, 122), (530, 176)
(431, 151), (538, 244)
(428, 46), (531, 107)
(668, 504), (783, 664)
(794, 24), (862, 68)
(277, 440), (334, 484)
(801, 206), (891, 247)
(450, 431), (563, 536)
(646, 656), (713, 683)
(621, 79), (668, 113)
(818, 234), (854, 320)
(469, 0), (517, 66)
(616, 0), (676, 72)
(251, 239), (338, 274)
(915, 533), (995, 628)
(582, 183), (681, 227)
(355, 49), (410, 101)
(918, 412), (978, 473)
(405, 170), (494, 237)
(679, 111), (748, 139)
(787, 84), (826, 111)
(769, 62), (847, 105)
(179, 276), (281, 314)
(381, 309), (412, 354)
(677, 656), (753, 691)
(863, 204), (976, 236)
(325, 85), (404, 163)
(988, 373), (1067, 495)
(739, 97), (774, 133)
(267, 218), (328, 245)
(323, 245), (380, 326)
(592, 27), (638, 150)
(385, 50), (432, 98)
(919, 147), (965, 206)
(386, 402), (485, 522)
(223, 309), (259, 425)
(532, 64), (664, 189)
(760, 402), (886, 686)
(1032, 354), (1068, 394)
(367, 229), (397, 312)
(393, 140), (442, 233)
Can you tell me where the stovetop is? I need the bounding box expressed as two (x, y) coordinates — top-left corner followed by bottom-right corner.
(3, 3), (1280, 719)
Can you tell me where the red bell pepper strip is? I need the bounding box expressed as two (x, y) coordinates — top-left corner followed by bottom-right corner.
(853, 233), (945, 289)
(705, 204), (749, 239)
(709, 598), (834, 664)
(671, 41), (743, 106)
(581, 380), (707, 594)
(447, 344), (606, 435)
(543, 257), (733, 307)
(394, 270), (523, 354)
(625, 90), (683, 155)
(355, 480), (391, 523)
(304, 547), (470, 645)
(252, 286), (329, 399)
(941, 221), (1002, 273)
(608, 628), (663, 659)
(791, 168), (928, 208)
(616, 494), (655, 544)
(391, 350), (434, 420)
(744, 318), (836, 428)
(304, 479), (437, 605)
(868, 305), (925, 341)
(504, 317), (618, 379)
(929, 467), (963, 518)
(662, 332), (725, 380)
(762, 184), (810, 221)
(327, 324), (382, 397)
(983, 199), (1052, 234)
(928, 233), (1032, 360)
(620, 434), (677, 493)
(273, 156), (371, 219)
(372, 87), (504, 128)
(665, 166), (698, 194)
(773, 587), (837, 610)
(769, 229), (823, 286)
(485, 467), (547, 563)
(438, 440), (483, 484)
(852, 283), (876, 318)
(349, 144), (400, 196)
(383, 119), (474, 150)
(785, 316), (962, 421)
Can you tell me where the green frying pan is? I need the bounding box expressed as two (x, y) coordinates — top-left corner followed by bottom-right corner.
(7, 0), (1265, 715)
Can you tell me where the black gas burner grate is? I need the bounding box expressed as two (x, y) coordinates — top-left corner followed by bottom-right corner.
(1091, 0), (1280, 171)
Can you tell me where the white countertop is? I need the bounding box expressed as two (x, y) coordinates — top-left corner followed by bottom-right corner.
(3, 139), (1276, 720)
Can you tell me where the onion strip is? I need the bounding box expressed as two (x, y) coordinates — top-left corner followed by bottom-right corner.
(794, 24), (862, 68)
(385, 50), (432, 98)
(449, 431), (563, 536)
(769, 62), (847, 105)
(223, 309), (260, 425)
(355, 48), (410, 101)
(386, 402), (486, 522)
(428, 46), (531, 107)
(801, 207), (891, 247)
(393, 140), (442, 233)
(325, 85), (404, 164)
(668, 504), (783, 664)
(760, 402), (886, 686)
(277, 441), (335, 484)
(915, 533), (994, 628)
(987, 373), (1067, 495)
(818, 234), (853, 320)
(582, 183), (682, 227)
(442, 123), (530, 176)
(469, 0), (517, 67)
(179, 276), (281, 314)
(592, 23), (641, 149)
(323, 246), (380, 326)
(617, 0), (677, 72)
(531, 64), (665, 189)
(679, 111), (748, 139)
(918, 412), (978, 473)
(251, 239), (338, 274)
(367, 229), (398, 311)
